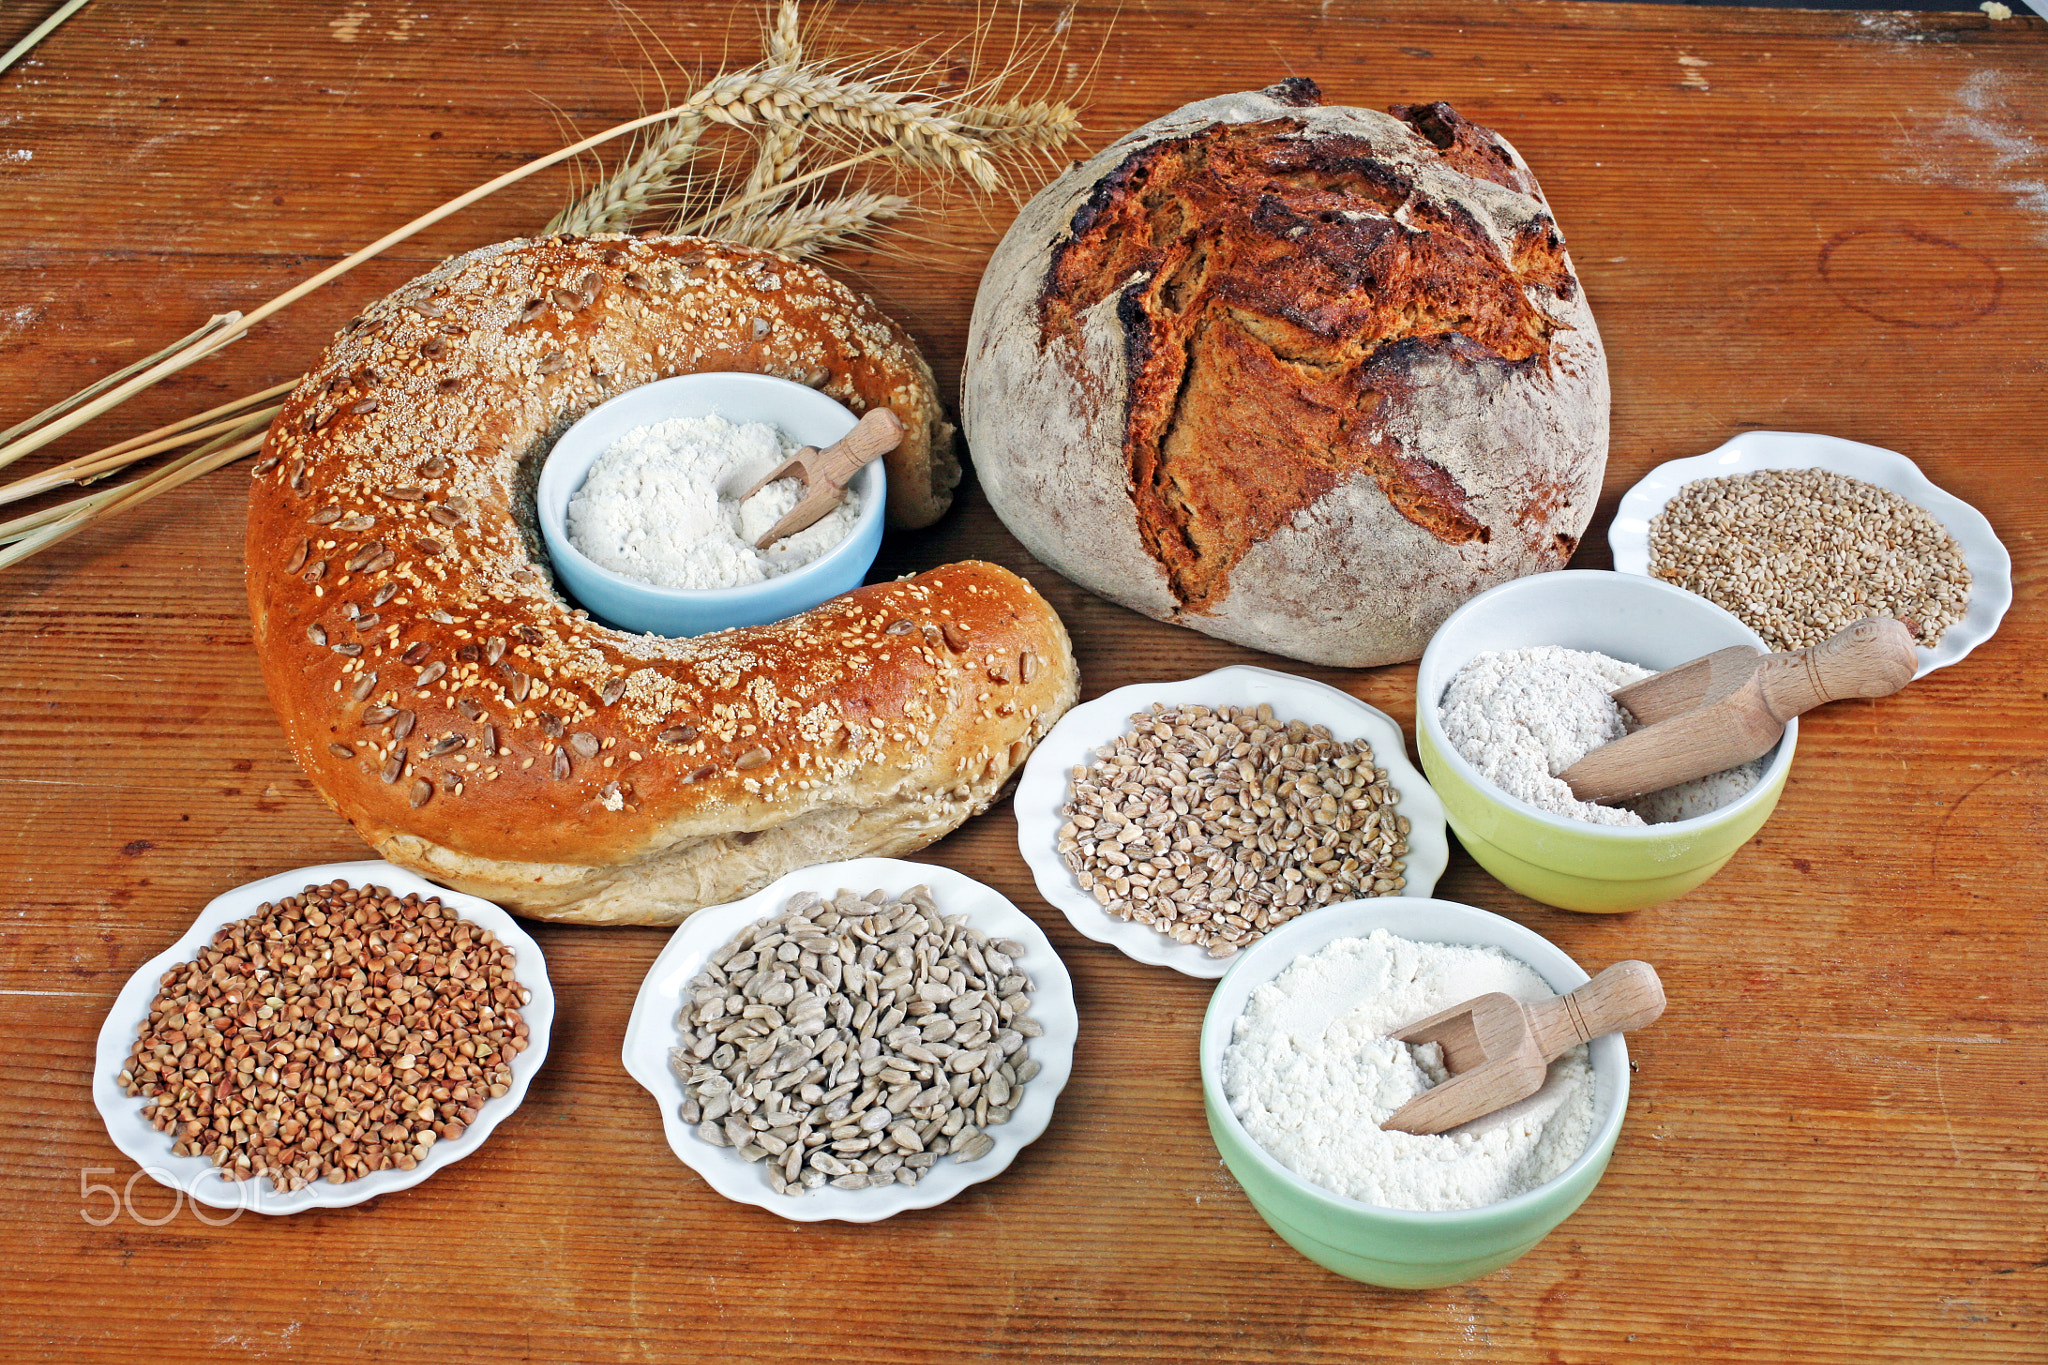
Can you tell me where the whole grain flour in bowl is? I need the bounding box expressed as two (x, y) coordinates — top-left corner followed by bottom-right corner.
(1222, 928), (1595, 1212)
(1438, 645), (1766, 826)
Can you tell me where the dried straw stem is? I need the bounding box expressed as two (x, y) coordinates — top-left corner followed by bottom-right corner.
(0, 420), (269, 568)
(0, 381), (294, 508)
(0, 0), (91, 78)
(0, 313), (242, 452)
(0, 93), (740, 477)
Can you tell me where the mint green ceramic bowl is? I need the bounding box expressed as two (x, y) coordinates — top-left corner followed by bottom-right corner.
(1200, 898), (1629, 1289)
(1415, 571), (1794, 914)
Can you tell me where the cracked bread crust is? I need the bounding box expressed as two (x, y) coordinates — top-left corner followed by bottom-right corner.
(964, 83), (1608, 667)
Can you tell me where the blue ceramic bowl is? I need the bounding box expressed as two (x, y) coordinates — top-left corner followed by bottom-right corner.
(536, 372), (884, 637)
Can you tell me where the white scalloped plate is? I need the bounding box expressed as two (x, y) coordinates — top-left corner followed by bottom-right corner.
(621, 858), (1077, 1224)
(1608, 431), (2012, 678)
(1013, 665), (1449, 980)
(92, 860), (554, 1216)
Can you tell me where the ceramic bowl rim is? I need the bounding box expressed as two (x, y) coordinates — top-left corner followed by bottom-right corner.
(1198, 896), (1628, 1226)
(535, 371), (883, 607)
(1414, 569), (1797, 841)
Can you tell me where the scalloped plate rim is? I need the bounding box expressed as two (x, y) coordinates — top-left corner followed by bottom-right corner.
(620, 857), (1078, 1224)
(91, 859), (555, 1216)
(1013, 665), (1450, 980)
(1607, 430), (2013, 679)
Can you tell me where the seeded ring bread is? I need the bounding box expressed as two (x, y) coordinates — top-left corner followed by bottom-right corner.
(245, 235), (1075, 925)
(964, 81), (1610, 667)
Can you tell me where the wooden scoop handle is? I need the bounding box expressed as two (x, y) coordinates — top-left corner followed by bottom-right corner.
(750, 408), (905, 549)
(1754, 616), (1918, 723)
(812, 407), (904, 487)
(1528, 960), (1666, 1064)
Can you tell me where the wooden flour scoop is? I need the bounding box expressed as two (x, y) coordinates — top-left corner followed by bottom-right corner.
(739, 407), (905, 549)
(1558, 616), (1920, 805)
(1380, 962), (1667, 1136)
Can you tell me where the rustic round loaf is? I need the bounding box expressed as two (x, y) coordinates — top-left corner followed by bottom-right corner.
(964, 81), (1609, 667)
(246, 235), (1075, 925)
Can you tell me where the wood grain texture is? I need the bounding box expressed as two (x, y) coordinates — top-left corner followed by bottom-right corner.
(1, 2), (2043, 1361)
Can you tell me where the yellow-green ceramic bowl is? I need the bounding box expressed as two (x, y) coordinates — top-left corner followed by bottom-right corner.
(1200, 898), (1630, 1289)
(1415, 570), (1794, 913)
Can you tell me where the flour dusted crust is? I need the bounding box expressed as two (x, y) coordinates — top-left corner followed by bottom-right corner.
(964, 81), (1609, 667)
(246, 235), (1073, 925)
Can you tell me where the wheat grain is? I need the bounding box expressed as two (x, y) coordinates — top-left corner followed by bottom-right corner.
(734, 190), (911, 257)
(958, 98), (1084, 151)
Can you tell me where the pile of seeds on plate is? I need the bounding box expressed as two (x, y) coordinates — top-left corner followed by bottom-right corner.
(1058, 703), (1410, 959)
(1648, 467), (1972, 652)
(671, 886), (1042, 1195)
(118, 881), (531, 1191)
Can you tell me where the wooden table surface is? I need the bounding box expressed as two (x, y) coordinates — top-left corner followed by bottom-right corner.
(2, 2), (2043, 1360)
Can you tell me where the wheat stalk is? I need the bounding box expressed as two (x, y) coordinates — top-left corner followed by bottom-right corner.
(0, 313), (242, 450)
(0, 379), (295, 508)
(958, 98), (1085, 151)
(733, 189), (912, 257)
(0, 412), (271, 568)
(0, 0), (1089, 574)
(0, 0), (91, 78)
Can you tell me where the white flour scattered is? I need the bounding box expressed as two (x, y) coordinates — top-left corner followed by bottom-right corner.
(1223, 930), (1596, 1212)
(567, 413), (862, 590)
(1438, 646), (1766, 826)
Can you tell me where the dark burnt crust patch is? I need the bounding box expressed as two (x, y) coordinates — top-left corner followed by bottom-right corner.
(1388, 101), (1534, 197)
(1036, 108), (1571, 613)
